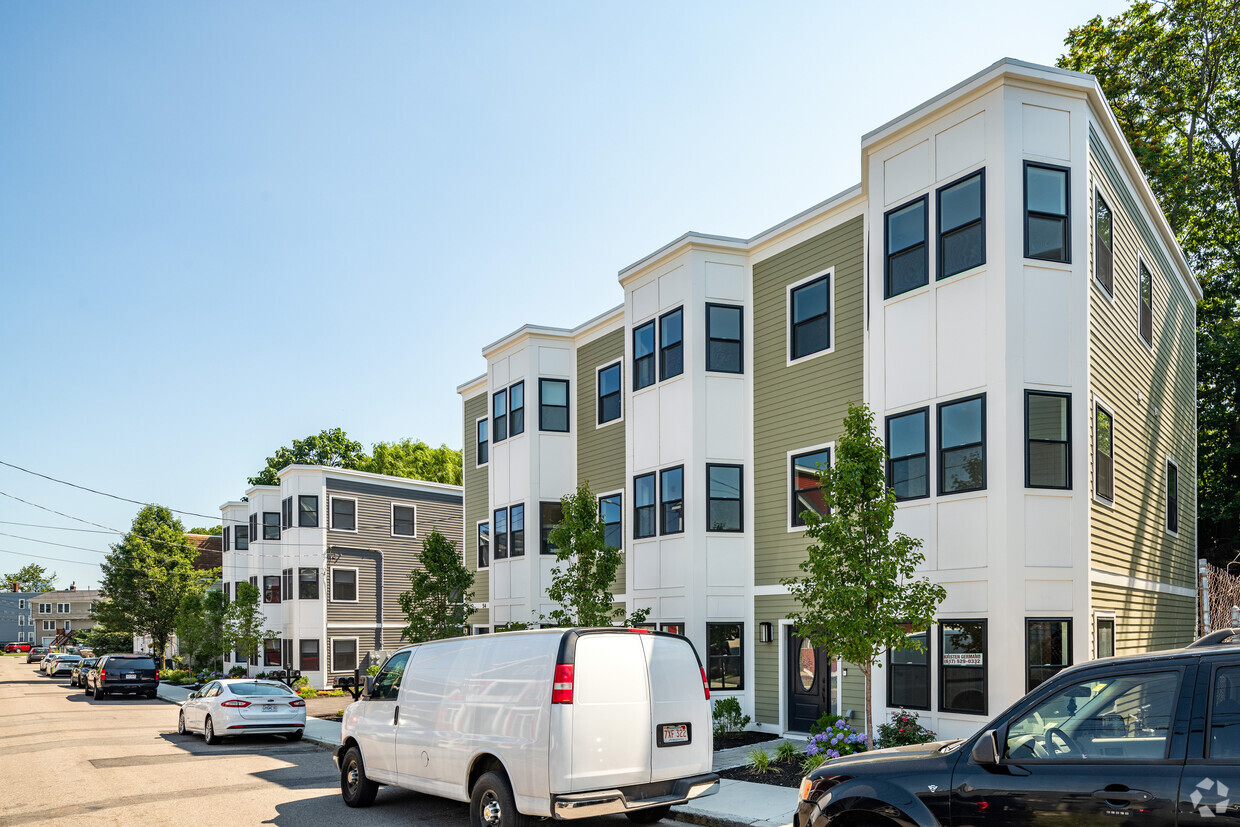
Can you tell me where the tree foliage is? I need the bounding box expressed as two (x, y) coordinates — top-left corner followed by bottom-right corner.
(3, 563), (56, 593)
(175, 589), (227, 671)
(398, 529), (475, 642)
(248, 428), (463, 487)
(782, 404), (945, 745)
(1060, 0), (1240, 566)
(74, 625), (134, 655)
(544, 482), (649, 628)
(226, 581), (277, 668)
(187, 525), (222, 536)
(248, 427), (367, 486)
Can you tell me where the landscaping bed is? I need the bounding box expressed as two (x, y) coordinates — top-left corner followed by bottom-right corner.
(718, 759), (803, 788)
(713, 730), (780, 750)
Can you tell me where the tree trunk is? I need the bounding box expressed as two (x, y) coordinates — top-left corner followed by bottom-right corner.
(864, 660), (874, 748)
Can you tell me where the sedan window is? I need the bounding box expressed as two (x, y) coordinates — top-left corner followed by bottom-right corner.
(228, 682), (296, 696)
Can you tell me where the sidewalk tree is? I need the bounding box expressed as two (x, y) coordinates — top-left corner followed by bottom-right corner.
(4, 563), (56, 593)
(226, 581), (277, 669)
(543, 482), (649, 628)
(782, 403), (945, 745)
(202, 589), (229, 672)
(398, 529), (475, 642)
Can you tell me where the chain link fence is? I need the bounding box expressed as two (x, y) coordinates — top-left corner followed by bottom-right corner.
(1199, 559), (1240, 634)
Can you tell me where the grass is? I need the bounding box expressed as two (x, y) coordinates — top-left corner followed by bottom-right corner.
(748, 747), (774, 774)
(774, 741), (802, 762)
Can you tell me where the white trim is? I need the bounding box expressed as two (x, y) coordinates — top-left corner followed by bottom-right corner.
(1164, 455), (1180, 538)
(1089, 568), (1196, 599)
(1092, 184), (1116, 301)
(390, 502), (417, 538)
(753, 584), (791, 597)
(1092, 611), (1117, 659)
(329, 636), (361, 673)
(1092, 394), (1116, 507)
(595, 360), (624, 429)
(17, 599), (24, 610)
(475, 415), (489, 468)
(597, 489), (624, 553)
(476, 518), (491, 571)
(786, 441), (835, 532)
(786, 267), (836, 367)
(329, 495), (359, 533)
(1135, 253), (1156, 354)
(329, 566), (360, 603)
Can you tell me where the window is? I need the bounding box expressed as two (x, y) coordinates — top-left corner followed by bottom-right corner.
(250, 575), (258, 590)
(494, 508), (508, 560)
(370, 650), (410, 700)
(510, 504), (525, 557)
(282, 497), (292, 529)
(940, 620), (987, 715)
(634, 473), (656, 539)
(235, 524), (249, 551)
(264, 638), (281, 667)
(1166, 459), (1179, 534)
(633, 321), (656, 390)
(660, 623), (685, 635)
(1026, 392), (1071, 489)
(298, 495), (318, 528)
(886, 409), (928, 501)
(1025, 162), (1070, 262)
(599, 494), (622, 550)
(17, 615), (23, 626)
(222, 526), (230, 552)
(706, 303), (743, 373)
(299, 568), (319, 599)
(331, 568), (358, 602)
(510, 381), (525, 436)
(597, 362), (622, 424)
(234, 582), (244, 603)
(885, 196), (928, 298)
(660, 466), (684, 535)
(1027, 618), (1072, 691)
(1096, 616), (1115, 659)
(707, 464), (743, 532)
(1095, 190), (1113, 294)
(43, 621), (54, 631)
(39, 603), (50, 614)
(1095, 405), (1114, 501)
(283, 639), (293, 669)
(392, 504), (415, 537)
(331, 638), (358, 673)
(540, 501), (563, 555)
(17, 599), (23, 610)
(281, 569), (293, 602)
(539, 378), (570, 432)
(222, 582), (229, 604)
(263, 576), (281, 604)
(477, 522), (490, 569)
(263, 512), (280, 541)
(887, 625), (930, 710)
(56, 603), (69, 613)
(1209, 666), (1240, 758)
(476, 418), (489, 466)
(789, 272), (832, 360)
(707, 623), (744, 690)
(938, 394), (986, 494)
(1139, 258), (1153, 345)
(659, 307), (684, 380)
(493, 389), (508, 442)
(331, 497), (357, 531)
(937, 170), (985, 278)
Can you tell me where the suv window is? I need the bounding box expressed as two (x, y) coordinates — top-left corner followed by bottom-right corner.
(1210, 665), (1240, 759)
(108, 656), (156, 670)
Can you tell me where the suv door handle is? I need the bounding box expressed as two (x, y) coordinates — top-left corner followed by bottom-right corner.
(394, 704), (400, 725)
(1092, 789), (1155, 804)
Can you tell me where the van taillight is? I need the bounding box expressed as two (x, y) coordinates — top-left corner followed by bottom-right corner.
(700, 667), (710, 700)
(552, 664), (574, 704)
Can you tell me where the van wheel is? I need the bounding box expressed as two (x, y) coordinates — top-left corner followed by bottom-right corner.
(471, 771), (528, 827)
(626, 805), (673, 823)
(340, 746), (378, 807)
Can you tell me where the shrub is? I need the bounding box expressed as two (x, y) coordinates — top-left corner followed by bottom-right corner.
(774, 741), (801, 763)
(875, 710), (938, 749)
(712, 697), (751, 736)
(227, 665), (247, 678)
(366, 664), (382, 676)
(805, 719), (867, 761)
(801, 752), (826, 773)
(747, 747), (774, 774)
(159, 669), (192, 685)
(297, 685), (317, 700)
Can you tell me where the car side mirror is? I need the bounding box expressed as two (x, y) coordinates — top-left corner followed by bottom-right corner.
(971, 729), (1000, 765)
(364, 676), (375, 699)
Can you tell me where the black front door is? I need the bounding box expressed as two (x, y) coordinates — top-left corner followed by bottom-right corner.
(788, 628), (832, 732)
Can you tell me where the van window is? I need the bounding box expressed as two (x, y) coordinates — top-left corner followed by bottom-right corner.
(371, 651), (410, 700)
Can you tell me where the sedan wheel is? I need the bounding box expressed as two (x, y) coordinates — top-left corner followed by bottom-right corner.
(178, 711), (187, 735)
(204, 716), (220, 745)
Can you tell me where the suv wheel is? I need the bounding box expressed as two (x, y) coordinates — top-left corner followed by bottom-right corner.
(340, 746), (378, 808)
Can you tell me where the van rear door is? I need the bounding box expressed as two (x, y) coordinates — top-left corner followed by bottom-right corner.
(641, 634), (713, 782)
(566, 632), (652, 791)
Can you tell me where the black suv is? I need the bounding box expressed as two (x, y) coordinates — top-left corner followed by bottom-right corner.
(796, 629), (1240, 826)
(86, 654), (160, 700)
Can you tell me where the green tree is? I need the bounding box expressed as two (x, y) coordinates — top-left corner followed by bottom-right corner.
(202, 589), (229, 672)
(248, 427), (367, 486)
(187, 525), (222, 536)
(226, 581), (278, 671)
(95, 506), (207, 666)
(544, 482), (649, 627)
(4, 563), (56, 593)
(1060, 0), (1240, 566)
(74, 625), (134, 655)
(781, 404), (946, 746)
(398, 529), (475, 642)
(174, 589), (226, 671)
(358, 439), (463, 486)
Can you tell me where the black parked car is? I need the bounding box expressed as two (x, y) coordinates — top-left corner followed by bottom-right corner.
(70, 657), (98, 687)
(796, 628), (1240, 826)
(86, 654), (160, 700)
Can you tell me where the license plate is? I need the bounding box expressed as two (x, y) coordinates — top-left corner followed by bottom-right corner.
(264, 705), (276, 713)
(125, 673), (136, 679)
(660, 723), (690, 745)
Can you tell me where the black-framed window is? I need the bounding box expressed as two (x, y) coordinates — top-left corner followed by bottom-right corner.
(510, 504), (525, 557)
(1096, 616), (1115, 659)
(281, 497), (292, 529)
(634, 473), (656, 539)
(1026, 391), (1071, 489)
(223, 526), (230, 552)
(330, 497), (356, 531)
(1095, 405), (1114, 501)
(707, 623), (744, 691)
(249, 513), (258, 543)
(494, 508), (508, 560)
(539, 378), (570, 432)
(660, 466), (684, 535)
(477, 418), (489, 465)
(706, 303), (743, 373)
(235, 524), (249, 551)
(1166, 460), (1179, 534)
(597, 362), (622, 424)
(634, 321), (656, 391)
(1026, 618), (1072, 692)
(886, 409), (928, 501)
(887, 624), (930, 710)
(790, 447), (831, 527)
(263, 512), (280, 540)
(392, 504), (415, 536)
(707, 464), (743, 532)
(1025, 162), (1070, 262)
(299, 567), (319, 599)
(938, 394), (986, 495)
(789, 273), (831, 361)
(223, 582), (230, 603)
(331, 638), (358, 673)
(1095, 190), (1113, 294)
(298, 495), (318, 527)
(599, 494), (622, 550)
(659, 307), (684, 380)
(493, 389), (508, 443)
(330, 568), (357, 602)
(509, 381), (525, 436)
(282, 568), (293, 602)
(540, 501), (563, 555)
(940, 620), (987, 715)
(937, 170), (985, 278)
(264, 638), (281, 667)
(282, 638), (293, 671)
(1139, 259), (1153, 345)
(885, 196), (928, 298)
(477, 522), (490, 569)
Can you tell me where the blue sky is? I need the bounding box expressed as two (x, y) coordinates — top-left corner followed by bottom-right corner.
(0, 1), (1129, 590)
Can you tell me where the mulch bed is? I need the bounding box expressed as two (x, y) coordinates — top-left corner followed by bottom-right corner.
(717, 759), (803, 788)
(713, 731), (781, 750)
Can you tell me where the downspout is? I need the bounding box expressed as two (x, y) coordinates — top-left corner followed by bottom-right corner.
(328, 546), (384, 652)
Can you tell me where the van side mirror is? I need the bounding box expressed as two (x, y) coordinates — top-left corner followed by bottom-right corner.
(364, 676), (375, 699)
(971, 729), (999, 765)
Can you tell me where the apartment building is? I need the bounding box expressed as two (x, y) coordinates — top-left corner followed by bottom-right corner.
(457, 59), (1200, 739)
(220, 465), (463, 687)
(33, 587), (100, 648)
(0, 591), (38, 646)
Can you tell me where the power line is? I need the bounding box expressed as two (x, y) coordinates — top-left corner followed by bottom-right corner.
(0, 490), (119, 532)
(0, 531), (109, 555)
(0, 521), (116, 534)
(0, 458), (221, 521)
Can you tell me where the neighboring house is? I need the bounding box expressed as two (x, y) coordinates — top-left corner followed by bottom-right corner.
(457, 59), (1200, 740)
(0, 590), (38, 645)
(33, 587), (100, 648)
(220, 465), (463, 687)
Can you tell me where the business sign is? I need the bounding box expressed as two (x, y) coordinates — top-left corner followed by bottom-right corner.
(943, 653), (983, 666)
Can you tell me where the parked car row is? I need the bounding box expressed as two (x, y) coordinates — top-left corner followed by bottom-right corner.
(31, 650), (161, 700)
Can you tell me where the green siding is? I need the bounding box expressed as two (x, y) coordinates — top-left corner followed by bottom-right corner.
(576, 327), (627, 594)
(1091, 582), (1195, 654)
(752, 215), (866, 586)
(462, 392), (490, 612)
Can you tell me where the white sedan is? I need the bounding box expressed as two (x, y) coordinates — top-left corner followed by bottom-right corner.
(46, 654), (81, 676)
(178, 679), (307, 744)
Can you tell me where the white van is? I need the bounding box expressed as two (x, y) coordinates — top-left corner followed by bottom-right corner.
(334, 628), (718, 826)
